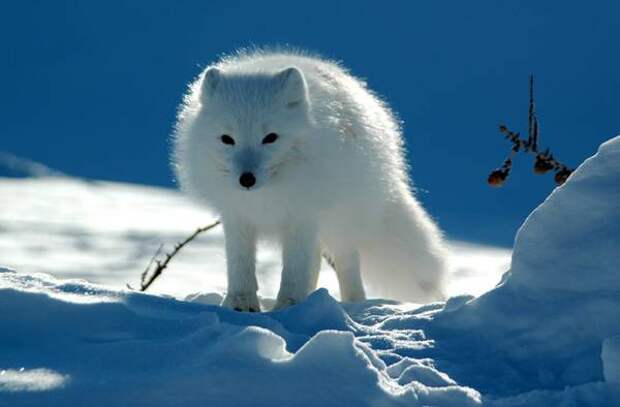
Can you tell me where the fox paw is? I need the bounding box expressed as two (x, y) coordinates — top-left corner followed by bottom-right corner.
(272, 297), (297, 311)
(222, 292), (261, 312)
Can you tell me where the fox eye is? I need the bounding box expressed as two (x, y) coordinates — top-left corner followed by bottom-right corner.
(220, 135), (235, 145)
(262, 133), (278, 144)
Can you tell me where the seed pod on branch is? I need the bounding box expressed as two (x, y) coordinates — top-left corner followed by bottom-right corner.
(488, 168), (508, 187)
(534, 154), (555, 174)
(554, 168), (572, 185)
(487, 157), (512, 187)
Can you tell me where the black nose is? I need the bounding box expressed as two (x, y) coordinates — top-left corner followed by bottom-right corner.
(239, 172), (256, 189)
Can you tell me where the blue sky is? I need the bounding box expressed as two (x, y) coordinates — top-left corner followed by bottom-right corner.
(1, 1), (618, 246)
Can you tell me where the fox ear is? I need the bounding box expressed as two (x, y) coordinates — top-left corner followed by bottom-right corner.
(201, 67), (221, 102)
(275, 67), (308, 108)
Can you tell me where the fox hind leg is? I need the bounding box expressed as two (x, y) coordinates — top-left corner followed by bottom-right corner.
(274, 222), (321, 310)
(334, 249), (366, 303)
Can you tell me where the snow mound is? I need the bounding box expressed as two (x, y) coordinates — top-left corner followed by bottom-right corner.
(510, 136), (620, 292)
(0, 271), (481, 407)
(421, 136), (620, 403)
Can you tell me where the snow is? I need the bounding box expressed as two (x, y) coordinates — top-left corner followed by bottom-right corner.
(0, 175), (509, 300)
(1, 135), (619, 406)
(510, 136), (620, 292)
(0, 368), (69, 393)
(0, 270), (481, 407)
(421, 136), (620, 404)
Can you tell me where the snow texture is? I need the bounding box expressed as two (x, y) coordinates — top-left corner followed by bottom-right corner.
(0, 270), (481, 407)
(1, 136), (619, 406)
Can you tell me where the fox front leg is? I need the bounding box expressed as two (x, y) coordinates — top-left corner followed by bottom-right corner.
(273, 222), (321, 310)
(221, 218), (261, 312)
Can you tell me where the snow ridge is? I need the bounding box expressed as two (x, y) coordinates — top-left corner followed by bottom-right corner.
(0, 271), (481, 407)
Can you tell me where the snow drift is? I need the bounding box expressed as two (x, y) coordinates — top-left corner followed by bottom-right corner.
(424, 136), (620, 403)
(0, 269), (480, 407)
(1, 136), (619, 406)
(510, 136), (620, 292)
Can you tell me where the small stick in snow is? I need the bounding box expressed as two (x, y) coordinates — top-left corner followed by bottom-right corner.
(488, 75), (573, 187)
(129, 220), (222, 292)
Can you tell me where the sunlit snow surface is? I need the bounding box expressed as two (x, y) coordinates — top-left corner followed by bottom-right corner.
(0, 368), (68, 393)
(0, 176), (509, 300)
(2, 136), (620, 406)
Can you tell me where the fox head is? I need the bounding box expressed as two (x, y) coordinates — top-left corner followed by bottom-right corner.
(194, 66), (312, 190)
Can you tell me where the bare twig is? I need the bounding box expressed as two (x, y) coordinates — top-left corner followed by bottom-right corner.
(131, 220), (221, 291)
(138, 243), (163, 287)
(488, 75), (573, 187)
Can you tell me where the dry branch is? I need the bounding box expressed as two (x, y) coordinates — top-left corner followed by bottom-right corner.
(129, 220), (221, 291)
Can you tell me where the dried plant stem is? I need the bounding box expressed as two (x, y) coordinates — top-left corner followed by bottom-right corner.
(132, 220), (221, 292)
(488, 75), (573, 187)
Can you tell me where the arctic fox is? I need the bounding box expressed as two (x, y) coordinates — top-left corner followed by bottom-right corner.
(173, 50), (447, 311)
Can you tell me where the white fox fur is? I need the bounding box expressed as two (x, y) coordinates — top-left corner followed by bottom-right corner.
(173, 50), (447, 310)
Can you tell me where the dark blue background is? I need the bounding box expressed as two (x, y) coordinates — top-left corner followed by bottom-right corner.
(1, 1), (618, 246)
